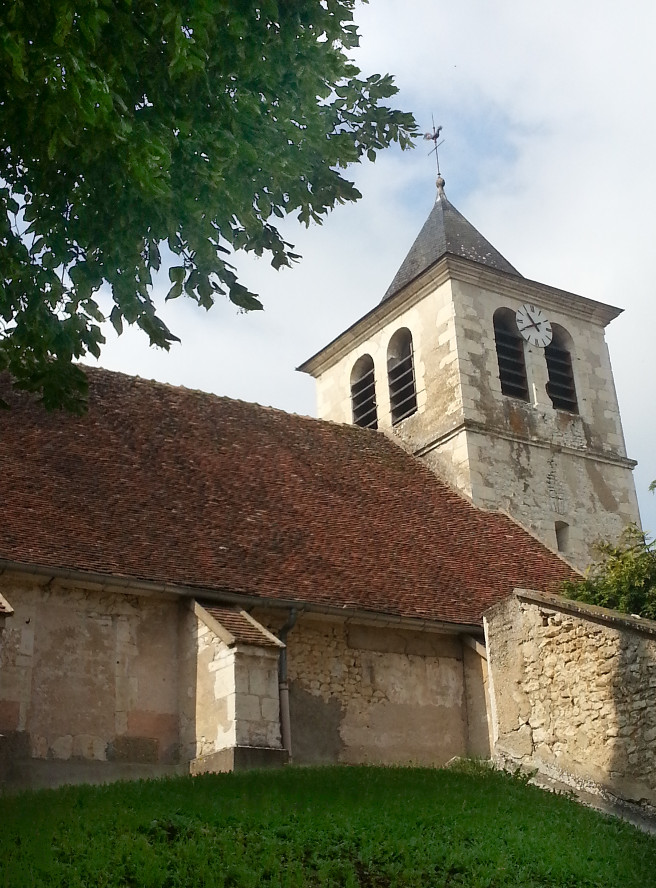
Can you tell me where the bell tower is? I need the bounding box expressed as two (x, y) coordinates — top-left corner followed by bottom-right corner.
(298, 176), (640, 569)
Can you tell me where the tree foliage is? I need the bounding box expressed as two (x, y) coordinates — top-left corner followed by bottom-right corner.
(560, 525), (656, 620)
(0, 0), (417, 410)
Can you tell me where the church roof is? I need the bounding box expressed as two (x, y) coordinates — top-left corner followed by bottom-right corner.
(0, 369), (574, 627)
(382, 179), (522, 302)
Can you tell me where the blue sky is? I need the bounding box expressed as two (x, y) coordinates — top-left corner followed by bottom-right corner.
(93, 0), (656, 537)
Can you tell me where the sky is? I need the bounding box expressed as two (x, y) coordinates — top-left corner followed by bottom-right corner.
(92, 0), (656, 536)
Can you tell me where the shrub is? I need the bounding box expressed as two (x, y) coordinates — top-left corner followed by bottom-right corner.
(560, 525), (656, 620)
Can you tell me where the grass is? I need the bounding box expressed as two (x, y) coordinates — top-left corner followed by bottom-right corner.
(1, 763), (655, 887)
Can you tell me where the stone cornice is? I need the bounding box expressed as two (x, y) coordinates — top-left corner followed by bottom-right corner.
(446, 257), (622, 326)
(297, 255), (623, 378)
(503, 588), (656, 639)
(412, 418), (637, 470)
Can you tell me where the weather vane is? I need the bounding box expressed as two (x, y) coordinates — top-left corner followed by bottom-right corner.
(423, 118), (444, 176)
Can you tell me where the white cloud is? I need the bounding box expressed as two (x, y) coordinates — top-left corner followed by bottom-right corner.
(93, 0), (656, 534)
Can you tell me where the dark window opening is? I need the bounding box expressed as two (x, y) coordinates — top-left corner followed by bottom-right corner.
(546, 330), (578, 413)
(494, 310), (529, 401)
(388, 329), (417, 425)
(555, 520), (569, 553)
(351, 355), (378, 429)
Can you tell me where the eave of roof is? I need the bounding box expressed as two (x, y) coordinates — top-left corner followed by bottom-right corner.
(0, 558), (481, 633)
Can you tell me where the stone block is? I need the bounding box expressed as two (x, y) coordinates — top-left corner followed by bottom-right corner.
(236, 694), (261, 722)
(213, 666), (235, 699)
(72, 733), (106, 760)
(506, 725), (533, 758)
(234, 666), (250, 695)
(189, 746), (288, 775)
(107, 735), (159, 764)
(248, 667), (273, 698)
(261, 697), (279, 722)
(31, 734), (48, 758)
(244, 725), (268, 747)
(51, 734), (73, 760)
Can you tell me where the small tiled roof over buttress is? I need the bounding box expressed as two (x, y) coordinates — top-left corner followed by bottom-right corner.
(201, 604), (281, 648)
(0, 369), (575, 626)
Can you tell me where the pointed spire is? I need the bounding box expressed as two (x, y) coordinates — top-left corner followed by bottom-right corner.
(381, 178), (522, 302)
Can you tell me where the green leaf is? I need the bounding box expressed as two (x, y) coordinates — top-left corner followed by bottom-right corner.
(110, 307), (123, 335)
(166, 281), (183, 301)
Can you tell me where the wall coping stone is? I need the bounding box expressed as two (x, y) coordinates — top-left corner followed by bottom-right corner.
(485, 588), (656, 639)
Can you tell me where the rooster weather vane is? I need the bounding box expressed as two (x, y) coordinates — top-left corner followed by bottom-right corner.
(423, 119), (444, 176)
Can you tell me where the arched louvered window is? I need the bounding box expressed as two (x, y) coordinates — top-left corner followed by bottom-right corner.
(546, 326), (578, 413)
(493, 309), (529, 401)
(387, 328), (417, 425)
(350, 355), (378, 429)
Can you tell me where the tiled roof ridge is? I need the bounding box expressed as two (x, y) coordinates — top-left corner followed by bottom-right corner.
(80, 364), (318, 423)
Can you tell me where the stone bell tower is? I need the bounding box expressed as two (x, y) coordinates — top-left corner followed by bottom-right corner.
(298, 176), (640, 569)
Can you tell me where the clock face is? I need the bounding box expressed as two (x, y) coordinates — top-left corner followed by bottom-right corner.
(515, 303), (553, 348)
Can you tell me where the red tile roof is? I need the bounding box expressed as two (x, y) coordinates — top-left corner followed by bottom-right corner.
(0, 368), (576, 625)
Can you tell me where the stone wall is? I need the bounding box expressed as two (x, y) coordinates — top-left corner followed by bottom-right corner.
(234, 647), (282, 749)
(484, 589), (656, 809)
(0, 576), (285, 789)
(257, 612), (489, 766)
(0, 573), (185, 789)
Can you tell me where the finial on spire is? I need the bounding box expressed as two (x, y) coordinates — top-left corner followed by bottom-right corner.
(423, 117), (445, 189)
(436, 175), (446, 199)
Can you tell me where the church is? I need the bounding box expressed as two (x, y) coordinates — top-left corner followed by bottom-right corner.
(0, 177), (646, 797)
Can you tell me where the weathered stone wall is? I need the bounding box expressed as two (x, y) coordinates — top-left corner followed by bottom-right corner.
(257, 612), (488, 766)
(451, 278), (639, 568)
(313, 276), (458, 440)
(465, 428), (637, 569)
(233, 647), (281, 749)
(462, 640), (493, 758)
(0, 578), (284, 789)
(0, 573), (184, 788)
(485, 590), (656, 808)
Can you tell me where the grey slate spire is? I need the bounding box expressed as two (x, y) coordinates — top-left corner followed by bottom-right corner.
(381, 176), (522, 302)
